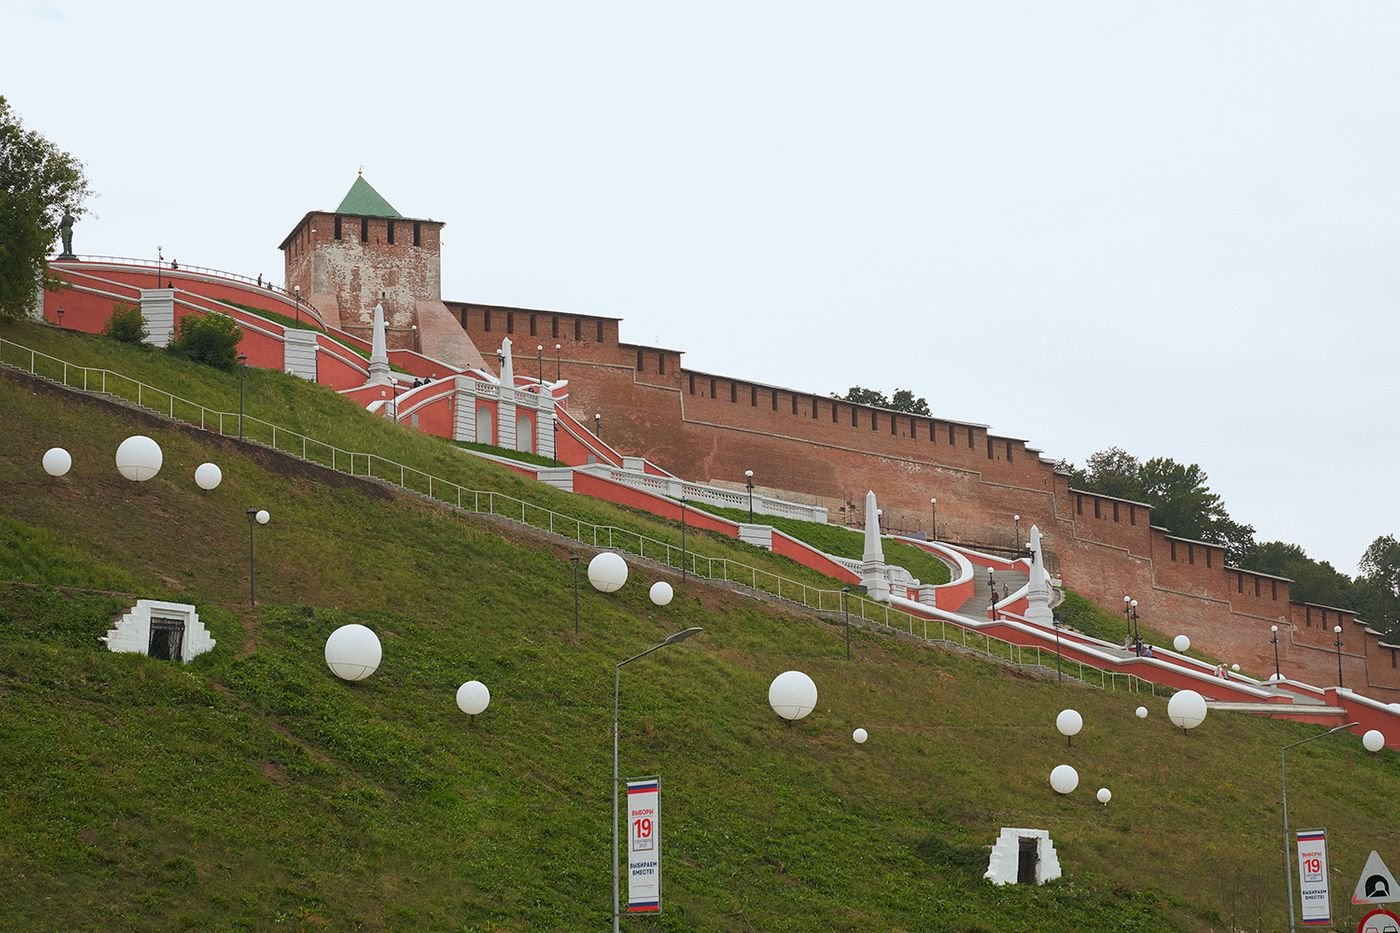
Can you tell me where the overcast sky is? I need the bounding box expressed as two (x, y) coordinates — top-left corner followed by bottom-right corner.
(6, 1), (1397, 574)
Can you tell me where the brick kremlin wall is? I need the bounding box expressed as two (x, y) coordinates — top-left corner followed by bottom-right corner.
(452, 301), (1400, 698)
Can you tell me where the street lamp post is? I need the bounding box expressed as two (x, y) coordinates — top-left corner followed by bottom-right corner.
(1053, 612), (1064, 682)
(157, 245), (164, 289)
(613, 627), (703, 932)
(1271, 625), (1282, 681)
(56, 307), (64, 328)
(1014, 514), (1022, 553)
(293, 284), (301, 324)
(537, 344), (544, 385)
(1333, 625), (1344, 687)
(1281, 721), (1360, 933)
(680, 497), (687, 581)
(571, 554), (580, 634)
(929, 497), (937, 541)
(1123, 595), (1140, 655)
(245, 507), (269, 606)
(841, 586), (851, 661)
(391, 380), (400, 423)
(744, 470), (755, 523)
(555, 343), (561, 382)
(594, 412), (602, 439)
(237, 353), (248, 440)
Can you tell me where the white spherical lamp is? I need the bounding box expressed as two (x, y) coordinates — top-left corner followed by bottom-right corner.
(115, 435), (162, 481)
(324, 624), (382, 681)
(1231, 663), (1241, 673)
(1096, 787), (1112, 805)
(1173, 634), (1191, 653)
(456, 680), (491, 717)
(768, 670), (817, 722)
(1135, 706), (1149, 719)
(649, 581), (674, 606)
(42, 447), (72, 477)
(1167, 690), (1208, 731)
(852, 728), (868, 744)
(194, 462), (222, 490)
(1049, 764), (1079, 795)
(1056, 709), (1083, 739)
(587, 551), (628, 593)
(1362, 729), (1385, 753)
(256, 509), (270, 525)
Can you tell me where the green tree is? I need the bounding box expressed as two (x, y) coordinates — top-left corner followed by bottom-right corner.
(168, 313), (243, 370)
(0, 97), (91, 320)
(833, 386), (930, 414)
(103, 304), (148, 344)
(1245, 540), (1353, 607)
(1061, 447), (1256, 564)
(1354, 534), (1400, 639)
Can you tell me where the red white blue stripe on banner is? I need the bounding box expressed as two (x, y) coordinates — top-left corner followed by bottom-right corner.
(628, 781), (659, 795)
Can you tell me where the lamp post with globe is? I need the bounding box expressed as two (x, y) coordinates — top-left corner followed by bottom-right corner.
(612, 627), (703, 931)
(1271, 625), (1282, 681)
(1333, 625), (1344, 687)
(245, 507), (269, 606)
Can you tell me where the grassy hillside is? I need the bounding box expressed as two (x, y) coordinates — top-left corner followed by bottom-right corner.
(0, 321), (841, 595)
(2, 355), (1398, 931)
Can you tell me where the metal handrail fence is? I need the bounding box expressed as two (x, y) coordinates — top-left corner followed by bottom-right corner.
(0, 335), (1160, 697)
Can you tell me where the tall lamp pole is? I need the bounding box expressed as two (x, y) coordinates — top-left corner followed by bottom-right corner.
(293, 284), (301, 324)
(157, 244), (163, 289)
(1123, 595), (1140, 655)
(237, 353), (248, 440)
(245, 507), (269, 606)
(537, 344), (544, 385)
(680, 496), (687, 581)
(929, 497), (937, 541)
(1053, 612), (1064, 682)
(841, 586), (851, 660)
(1333, 625), (1344, 687)
(571, 554), (580, 634)
(614, 627), (703, 932)
(594, 412), (602, 439)
(1281, 721), (1360, 933)
(744, 470), (754, 523)
(555, 343), (561, 382)
(1014, 514), (1022, 554)
(1271, 625), (1282, 681)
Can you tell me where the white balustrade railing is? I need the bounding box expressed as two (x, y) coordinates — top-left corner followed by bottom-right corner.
(578, 463), (828, 523)
(0, 333), (1165, 698)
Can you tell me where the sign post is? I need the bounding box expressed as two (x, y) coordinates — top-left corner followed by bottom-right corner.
(1296, 829), (1332, 926)
(626, 777), (662, 915)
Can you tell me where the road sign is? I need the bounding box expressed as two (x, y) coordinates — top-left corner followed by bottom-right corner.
(1297, 829), (1332, 926)
(1354, 851), (1400, 905)
(626, 777), (662, 914)
(1357, 906), (1400, 933)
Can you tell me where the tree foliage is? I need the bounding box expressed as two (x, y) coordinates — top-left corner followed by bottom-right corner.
(833, 385), (931, 415)
(1247, 540), (1353, 608)
(0, 96), (91, 320)
(168, 313), (243, 370)
(103, 304), (147, 344)
(1354, 535), (1400, 639)
(1060, 447), (1256, 564)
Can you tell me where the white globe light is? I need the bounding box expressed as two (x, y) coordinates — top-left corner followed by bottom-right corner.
(1167, 690), (1208, 730)
(1056, 709), (1083, 738)
(256, 509), (270, 525)
(115, 435), (162, 481)
(852, 728), (868, 744)
(768, 670), (818, 722)
(649, 581), (673, 606)
(1135, 706), (1149, 719)
(587, 551), (628, 593)
(194, 462), (222, 490)
(1362, 729), (1385, 753)
(1173, 634), (1191, 653)
(1096, 787), (1112, 805)
(324, 624), (382, 681)
(42, 447), (72, 477)
(456, 680), (491, 716)
(1231, 663), (1240, 673)
(1049, 764), (1079, 795)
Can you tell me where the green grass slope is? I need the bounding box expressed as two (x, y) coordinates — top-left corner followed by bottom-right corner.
(1, 365), (1398, 931)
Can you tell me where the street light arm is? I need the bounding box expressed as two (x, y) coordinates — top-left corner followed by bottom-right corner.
(1282, 721), (1360, 753)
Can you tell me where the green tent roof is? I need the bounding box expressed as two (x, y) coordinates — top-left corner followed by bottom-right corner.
(335, 174), (402, 218)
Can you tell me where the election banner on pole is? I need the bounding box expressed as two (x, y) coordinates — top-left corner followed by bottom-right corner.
(626, 777), (662, 914)
(1296, 829), (1331, 926)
